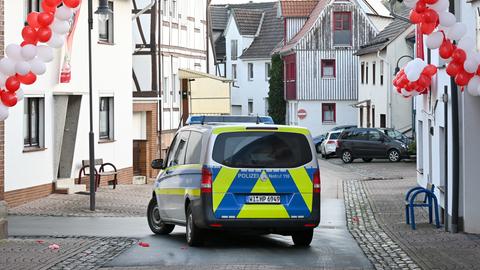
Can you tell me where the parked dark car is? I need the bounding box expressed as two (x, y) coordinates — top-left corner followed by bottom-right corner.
(336, 128), (409, 163)
(379, 128), (413, 145)
(313, 134), (327, 153)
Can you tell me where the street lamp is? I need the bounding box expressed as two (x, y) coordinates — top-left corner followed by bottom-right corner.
(394, 55), (414, 75)
(88, 0), (112, 211)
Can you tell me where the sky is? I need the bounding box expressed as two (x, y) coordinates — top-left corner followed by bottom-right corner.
(210, 0), (274, 4)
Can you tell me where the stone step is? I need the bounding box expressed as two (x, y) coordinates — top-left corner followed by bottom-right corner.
(55, 178), (86, 195)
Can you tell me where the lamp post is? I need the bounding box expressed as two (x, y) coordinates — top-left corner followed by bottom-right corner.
(394, 55), (414, 75)
(88, 0), (112, 211)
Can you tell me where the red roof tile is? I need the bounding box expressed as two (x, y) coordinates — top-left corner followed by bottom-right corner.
(280, 0), (319, 18)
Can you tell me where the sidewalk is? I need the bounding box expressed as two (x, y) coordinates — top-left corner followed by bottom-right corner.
(9, 185), (151, 217)
(345, 177), (480, 269)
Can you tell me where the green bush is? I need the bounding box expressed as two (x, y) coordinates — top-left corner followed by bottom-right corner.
(267, 54), (286, 125)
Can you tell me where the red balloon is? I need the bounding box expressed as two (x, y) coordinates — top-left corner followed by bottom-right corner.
(27, 12), (41, 28)
(420, 22), (436, 35)
(439, 39), (454, 59)
(418, 74), (432, 88)
(1, 91), (18, 107)
(452, 48), (467, 63)
(37, 12), (54, 27)
(446, 62), (462, 77)
(44, 0), (62, 7)
(16, 72), (37, 85)
(423, 0), (438, 4)
(5, 77), (20, 92)
(423, 64), (438, 76)
(37, 27), (52, 43)
(415, 1), (427, 13)
(22, 26), (37, 43)
(41, 1), (56, 13)
(410, 10), (424, 24)
(398, 74), (409, 88)
(423, 9), (439, 24)
(455, 71), (474, 87)
(63, 0), (81, 8)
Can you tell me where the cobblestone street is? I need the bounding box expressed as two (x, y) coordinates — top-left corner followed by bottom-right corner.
(9, 185), (151, 217)
(0, 236), (136, 270)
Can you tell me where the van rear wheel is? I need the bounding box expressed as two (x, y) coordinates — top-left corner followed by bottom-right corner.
(292, 229), (314, 247)
(147, 198), (175, 235)
(186, 204), (203, 246)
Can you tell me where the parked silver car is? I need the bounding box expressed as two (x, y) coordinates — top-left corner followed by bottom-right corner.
(320, 130), (342, 159)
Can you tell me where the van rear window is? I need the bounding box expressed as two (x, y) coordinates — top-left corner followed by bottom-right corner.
(212, 132), (312, 168)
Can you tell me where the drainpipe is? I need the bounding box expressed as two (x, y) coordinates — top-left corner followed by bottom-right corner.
(443, 87), (449, 232)
(451, 0), (460, 234)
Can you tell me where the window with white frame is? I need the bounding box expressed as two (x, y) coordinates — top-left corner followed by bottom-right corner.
(248, 99), (253, 115)
(231, 40), (238, 60)
(163, 76), (169, 104)
(265, 62), (271, 81)
(172, 74), (178, 104)
(99, 97), (114, 141)
(162, 0), (168, 15)
(171, 0), (177, 17)
(380, 60), (384, 85)
(232, 64), (237, 80)
(24, 97), (44, 149)
(99, 1), (114, 43)
(248, 63), (254, 80)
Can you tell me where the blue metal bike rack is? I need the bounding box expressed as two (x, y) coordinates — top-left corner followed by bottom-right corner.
(405, 184), (440, 230)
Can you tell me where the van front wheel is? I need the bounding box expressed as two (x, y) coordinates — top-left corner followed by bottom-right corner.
(147, 198), (175, 235)
(292, 229), (314, 247)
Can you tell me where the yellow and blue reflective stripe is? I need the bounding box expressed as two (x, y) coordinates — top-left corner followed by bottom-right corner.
(212, 126), (310, 136)
(155, 188), (201, 197)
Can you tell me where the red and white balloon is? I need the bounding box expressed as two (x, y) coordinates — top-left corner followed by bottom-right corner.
(0, 0), (78, 120)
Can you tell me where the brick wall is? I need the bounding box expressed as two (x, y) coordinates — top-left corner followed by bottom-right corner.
(133, 102), (159, 179)
(5, 183), (54, 208)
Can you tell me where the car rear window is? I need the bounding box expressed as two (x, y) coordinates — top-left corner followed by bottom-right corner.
(329, 133), (340, 140)
(212, 132), (312, 168)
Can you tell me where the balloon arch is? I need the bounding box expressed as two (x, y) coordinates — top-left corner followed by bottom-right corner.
(392, 0), (480, 98)
(0, 0), (81, 120)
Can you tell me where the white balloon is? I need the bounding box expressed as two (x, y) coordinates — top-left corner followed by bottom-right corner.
(467, 76), (480, 96)
(464, 59), (478, 74)
(20, 44), (37, 61)
(403, 0), (418, 8)
(52, 19), (71, 35)
(55, 6), (74, 21)
(6, 44), (23, 61)
(37, 45), (54, 62)
(15, 61), (31, 75)
(0, 58), (16, 76)
(29, 58), (47, 75)
(0, 103), (9, 121)
(15, 89), (24, 101)
(429, 0), (449, 12)
(426, 32), (444, 49)
(458, 36), (476, 52)
(447, 23), (467, 41)
(47, 34), (65, 48)
(438, 12), (456, 27)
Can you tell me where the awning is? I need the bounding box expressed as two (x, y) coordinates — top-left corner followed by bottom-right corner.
(351, 99), (371, 108)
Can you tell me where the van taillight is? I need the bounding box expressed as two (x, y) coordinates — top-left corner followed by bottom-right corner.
(201, 167), (213, 193)
(313, 169), (321, 194)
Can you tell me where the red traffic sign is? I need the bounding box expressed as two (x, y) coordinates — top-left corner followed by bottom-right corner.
(297, 109), (307, 120)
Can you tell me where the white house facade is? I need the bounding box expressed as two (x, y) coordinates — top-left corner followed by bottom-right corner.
(4, 0), (133, 206)
(356, 16), (414, 132)
(415, 0), (480, 233)
(279, 0), (388, 136)
(222, 2), (282, 116)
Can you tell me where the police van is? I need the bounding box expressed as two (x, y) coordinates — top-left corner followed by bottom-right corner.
(147, 116), (320, 246)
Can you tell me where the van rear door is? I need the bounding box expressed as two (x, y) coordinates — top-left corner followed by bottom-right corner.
(208, 128), (318, 219)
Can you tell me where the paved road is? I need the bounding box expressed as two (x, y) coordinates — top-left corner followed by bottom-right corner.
(9, 158), (372, 269)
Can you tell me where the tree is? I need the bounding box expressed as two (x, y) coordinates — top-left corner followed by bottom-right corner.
(268, 54), (286, 124)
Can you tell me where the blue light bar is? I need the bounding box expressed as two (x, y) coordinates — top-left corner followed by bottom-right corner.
(186, 115), (274, 125)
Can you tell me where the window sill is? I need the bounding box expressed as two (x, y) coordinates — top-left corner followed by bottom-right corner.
(322, 121), (336, 125)
(99, 139), (116, 144)
(98, 40), (115, 46)
(23, 147), (47, 153)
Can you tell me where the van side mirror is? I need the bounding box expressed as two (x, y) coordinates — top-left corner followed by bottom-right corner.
(151, 159), (164, 170)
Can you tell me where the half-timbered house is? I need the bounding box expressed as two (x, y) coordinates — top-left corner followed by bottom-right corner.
(279, 0), (390, 136)
(132, 0), (210, 179)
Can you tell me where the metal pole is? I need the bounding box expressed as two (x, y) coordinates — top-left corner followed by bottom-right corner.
(88, 0), (96, 211)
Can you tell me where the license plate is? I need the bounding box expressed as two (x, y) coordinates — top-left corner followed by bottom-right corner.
(246, 195), (281, 204)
